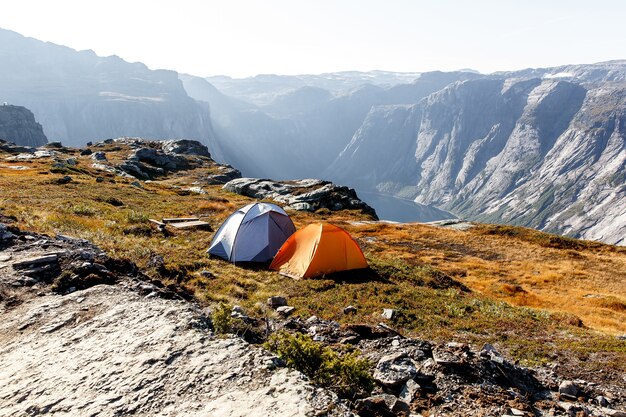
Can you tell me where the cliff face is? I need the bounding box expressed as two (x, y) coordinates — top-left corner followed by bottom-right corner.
(326, 74), (626, 245)
(0, 28), (216, 148)
(0, 105), (47, 147)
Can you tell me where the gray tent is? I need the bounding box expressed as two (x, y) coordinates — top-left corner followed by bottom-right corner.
(207, 202), (296, 262)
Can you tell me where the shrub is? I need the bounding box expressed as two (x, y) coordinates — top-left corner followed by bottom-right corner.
(126, 210), (149, 224)
(211, 302), (233, 335)
(71, 204), (96, 216)
(265, 331), (373, 398)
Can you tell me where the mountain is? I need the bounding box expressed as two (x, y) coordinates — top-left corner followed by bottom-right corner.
(326, 64), (626, 245)
(205, 70), (422, 106)
(0, 104), (47, 147)
(182, 71), (478, 179)
(0, 28), (216, 147)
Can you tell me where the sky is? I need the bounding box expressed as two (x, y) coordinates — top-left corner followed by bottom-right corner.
(0, 0), (625, 78)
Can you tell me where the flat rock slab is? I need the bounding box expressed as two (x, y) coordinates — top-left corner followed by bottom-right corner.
(0, 285), (346, 416)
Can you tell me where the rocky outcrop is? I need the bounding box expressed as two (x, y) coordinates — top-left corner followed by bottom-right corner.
(0, 105), (47, 147)
(0, 226), (348, 417)
(223, 177), (378, 219)
(110, 138), (213, 180)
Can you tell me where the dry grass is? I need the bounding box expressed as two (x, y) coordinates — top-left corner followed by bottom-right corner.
(1, 143), (625, 372)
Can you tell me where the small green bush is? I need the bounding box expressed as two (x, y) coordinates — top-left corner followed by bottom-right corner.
(211, 302), (233, 335)
(265, 331), (373, 398)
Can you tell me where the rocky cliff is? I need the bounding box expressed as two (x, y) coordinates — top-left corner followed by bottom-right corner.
(0, 105), (47, 147)
(0, 28), (217, 148)
(326, 67), (626, 245)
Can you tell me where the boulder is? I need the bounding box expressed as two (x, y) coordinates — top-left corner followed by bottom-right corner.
(223, 178), (378, 219)
(267, 296), (287, 308)
(276, 306), (296, 316)
(373, 352), (418, 387)
(161, 139), (210, 157)
(343, 305), (357, 315)
(381, 308), (396, 320)
(205, 166), (242, 185)
(559, 380), (579, 398)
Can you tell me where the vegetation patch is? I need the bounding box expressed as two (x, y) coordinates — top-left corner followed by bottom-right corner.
(265, 331), (373, 399)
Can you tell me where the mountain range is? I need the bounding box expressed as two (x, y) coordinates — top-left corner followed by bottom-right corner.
(0, 27), (624, 245)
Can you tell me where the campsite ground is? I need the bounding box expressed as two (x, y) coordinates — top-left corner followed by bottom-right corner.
(1, 141), (625, 382)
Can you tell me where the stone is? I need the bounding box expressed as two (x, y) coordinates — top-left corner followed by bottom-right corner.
(343, 305), (357, 314)
(130, 181), (143, 188)
(276, 306), (295, 316)
(381, 308), (396, 319)
(559, 380), (579, 398)
(95, 176), (104, 183)
(161, 139), (210, 157)
(267, 296), (287, 308)
(55, 175), (72, 184)
(595, 395), (609, 407)
(80, 149), (93, 156)
(373, 352), (418, 387)
(288, 202), (314, 211)
(399, 379), (421, 403)
(91, 152), (107, 161)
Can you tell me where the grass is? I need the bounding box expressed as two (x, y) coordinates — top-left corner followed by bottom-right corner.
(0, 142), (625, 378)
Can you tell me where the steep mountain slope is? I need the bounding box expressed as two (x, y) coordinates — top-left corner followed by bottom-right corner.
(0, 28), (216, 147)
(182, 71), (477, 178)
(0, 104), (47, 147)
(327, 67), (626, 245)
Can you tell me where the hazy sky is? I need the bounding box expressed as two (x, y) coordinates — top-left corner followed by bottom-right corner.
(1, 0), (624, 78)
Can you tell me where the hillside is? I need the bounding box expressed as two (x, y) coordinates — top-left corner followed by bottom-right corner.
(0, 28), (216, 147)
(326, 67), (626, 246)
(1, 138), (625, 415)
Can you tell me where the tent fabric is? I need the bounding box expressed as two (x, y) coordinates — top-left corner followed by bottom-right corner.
(208, 203), (296, 262)
(269, 223), (368, 278)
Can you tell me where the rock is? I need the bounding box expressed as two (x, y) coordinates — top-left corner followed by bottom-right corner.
(161, 139), (210, 157)
(276, 306), (296, 316)
(0, 224), (16, 241)
(373, 352), (418, 387)
(595, 395), (610, 407)
(95, 176), (104, 183)
(355, 395), (396, 417)
(381, 308), (396, 320)
(288, 202), (313, 211)
(267, 296), (287, 308)
(559, 380), (579, 398)
(343, 305), (357, 314)
(399, 379), (421, 403)
(602, 409), (626, 417)
(0, 106), (47, 147)
(204, 166), (242, 185)
(91, 152), (107, 161)
(130, 181), (143, 188)
(223, 178), (378, 219)
(200, 270), (215, 279)
(232, 305), (244, 314)
(0, 284), (348, 416)
(80, 148), (93, 156)
(55, 175), (72, 184)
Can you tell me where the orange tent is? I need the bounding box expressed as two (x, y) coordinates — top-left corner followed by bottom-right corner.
(270, 223), (368, 278)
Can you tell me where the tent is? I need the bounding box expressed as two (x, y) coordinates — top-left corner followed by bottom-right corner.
(208, 203), (296, 262)
(269, 223), (368, 278)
